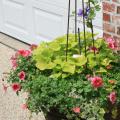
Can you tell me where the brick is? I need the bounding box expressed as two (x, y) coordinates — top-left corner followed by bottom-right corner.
(112, 16), (120, 25)
(112, 0), (120, 3)
(103, 2), (115, 12)
(103, 23), (115, 33)
(117, 6), (120, 14)
(103, 32), (111, 40)
(103, 13), (111, 22)
(117, 26), (120, 35)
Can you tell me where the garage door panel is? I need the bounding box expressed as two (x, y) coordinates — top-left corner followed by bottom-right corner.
(32, 2), (67, 42)
(34, 0), (67, 8)
(33, 7), (63, 40)
(0, 0), (102, 44)
(4, 0), (25, 5)
(3, 0), (27, 33)
(33, 1), (66, 15)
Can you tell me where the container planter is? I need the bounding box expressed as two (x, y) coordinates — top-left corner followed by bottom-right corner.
(4, 0), (120, 119)
(5, 34), (120, 120)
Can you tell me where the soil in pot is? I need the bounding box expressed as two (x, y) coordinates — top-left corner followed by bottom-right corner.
(45, 108), (67, 120)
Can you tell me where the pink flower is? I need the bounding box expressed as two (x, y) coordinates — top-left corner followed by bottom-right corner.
(2, 84), (8, 93)
(106, 64), (112, 70)
(89, 46), (98, 53)
(86, 74), (92, 80)
(11, 56), (18, 69)
(18, 71), (26, 80)
(106, 38), (117, 50)
(11, 55), (16, 60)
(12, 83), (21, 92)
(17, 50), (31, 57)
(91, 76), (103, 88)
(30, 44), (38, 51)
(21, 104), (28, 110)
(108, 92), (117, 104)
(72, 107), (80, 113)
(11, 60), (18, 69)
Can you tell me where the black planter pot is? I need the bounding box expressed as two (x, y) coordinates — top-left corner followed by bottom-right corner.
(45, 108), (67, 120)
(45, 108), (120, 120)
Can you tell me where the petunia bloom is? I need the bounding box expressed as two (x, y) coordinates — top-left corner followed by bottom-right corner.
(86, 74), (93, 81)
(18, 71), (26, 80)
(17, 49), (31, 57)
(72, 107), (80, 113)
(108, 92), (117, 104)
(11, 59), (18, 70)
(2, 84), (8, 93)
(106, 38), (117, 50)
(21, 104), (28, 110)
(12, 83), (21, 92)
(106, 64), (112, 70)
(89, 46), (99, 53)
(108, 80), (116, 85)
(11, 55), (18, 70)
(91, 76), (103, 88)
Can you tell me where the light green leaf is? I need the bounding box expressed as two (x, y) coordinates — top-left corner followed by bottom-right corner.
(96, 67), (107, 73)
(36, 62), (55, 70)
(49, 73), (61, 78)
(62, 62), (75, 74)
(36, 62), (48, 70)
(101, 58), (112, 66)
(73, 55), (87, 66)
(99, 108), (105, 114)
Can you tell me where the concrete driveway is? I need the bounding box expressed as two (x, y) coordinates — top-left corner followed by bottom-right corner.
(0, 33), (45, 120)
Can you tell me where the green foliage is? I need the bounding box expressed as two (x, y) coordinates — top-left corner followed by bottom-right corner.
(33, 33), (117, 78)
(80, 100), (105, 120)
(6, 33), (120, 120)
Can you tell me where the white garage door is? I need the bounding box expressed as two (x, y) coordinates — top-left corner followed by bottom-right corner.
(0, 0), (102, 44)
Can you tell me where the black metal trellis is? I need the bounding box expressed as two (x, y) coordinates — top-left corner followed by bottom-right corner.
(66, 0), (71, 62)
(78, 28), (81, 55)
(82, 0), (87, 57)
(88, 0), (95, 55)
(66, 0), (95, 61)
(75, 0), (77, 42)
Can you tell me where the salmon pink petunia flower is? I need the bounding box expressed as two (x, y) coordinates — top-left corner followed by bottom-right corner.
(108, 80), (116, 85)
(11, 59), (18, 70)
(18, 71), (26, 80)
(17, 50), (31, 57)
(2, 84), (8, 93)
(91, 76), (103, 88)
(106, 38), (117, 50)
(72, 107), (80, 113)
(12, 83), (21, 92)
(108, 92), (117, 104)
(11, 55), (18, 69)
(89, 46), (99, 53)
(21, 104), (28, 110)
(106, 64), (112, 70)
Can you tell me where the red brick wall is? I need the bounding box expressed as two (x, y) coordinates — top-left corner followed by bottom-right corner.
(103, 0), (120, 50)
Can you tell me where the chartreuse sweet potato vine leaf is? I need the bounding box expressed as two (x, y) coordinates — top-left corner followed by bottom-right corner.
(62, 62), (75, 74)
(33, 33), (116, 78)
